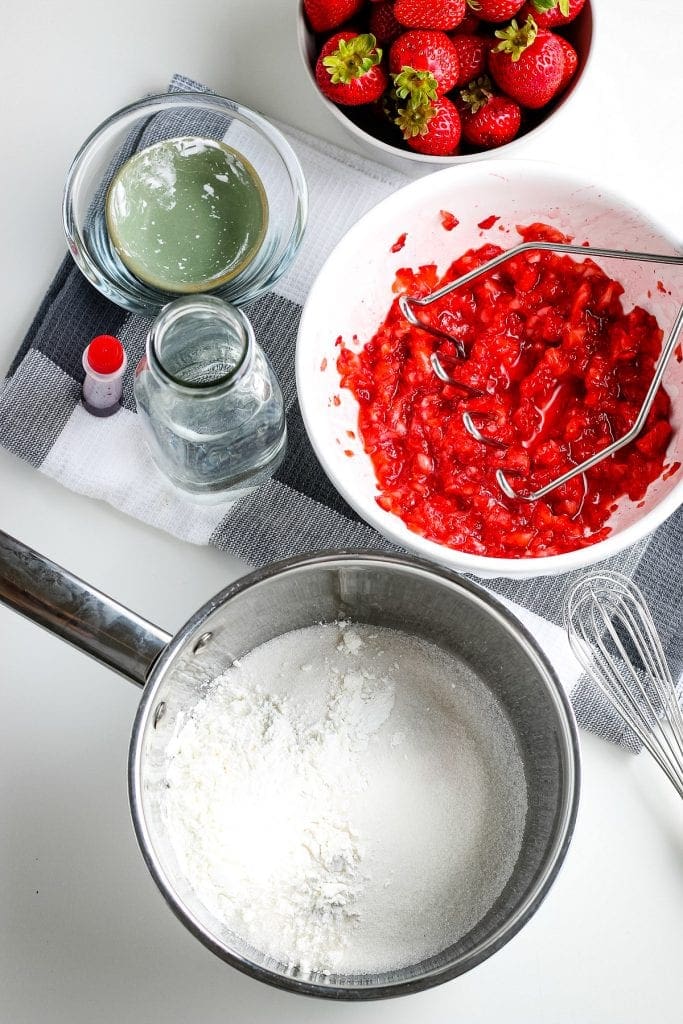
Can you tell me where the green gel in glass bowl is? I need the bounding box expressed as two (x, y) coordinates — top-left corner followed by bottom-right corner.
(105, 136), (269, 294)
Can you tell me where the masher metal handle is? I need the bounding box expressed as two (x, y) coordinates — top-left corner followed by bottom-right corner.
(500, 300), (683, 501)
(399, 243), (683, 327)
(399, 243), (683, 503)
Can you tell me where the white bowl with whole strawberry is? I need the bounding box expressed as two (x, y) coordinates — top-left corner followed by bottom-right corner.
(296, 160), (683, 579)
(297, 0), (593, 163)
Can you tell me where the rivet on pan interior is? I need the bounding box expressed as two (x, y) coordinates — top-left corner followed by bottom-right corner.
(153, 702), (167, 729)
(193, 631), (213, 654)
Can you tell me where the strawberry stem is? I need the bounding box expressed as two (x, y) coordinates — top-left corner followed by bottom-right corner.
(460, 75), (494, 114)
(322, 34), (382, 84)
(531, 0), (570, 13)
(394, 94), (436, 140)
(392, 67), (439, 104)
(494, 16), (538, 62)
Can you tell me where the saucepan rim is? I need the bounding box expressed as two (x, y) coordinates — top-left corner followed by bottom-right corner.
(128, 549), (581, 1000)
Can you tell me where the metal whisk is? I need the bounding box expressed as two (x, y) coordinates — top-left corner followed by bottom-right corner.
(399, 242), (683, 503)
(564, 571), (683, 799)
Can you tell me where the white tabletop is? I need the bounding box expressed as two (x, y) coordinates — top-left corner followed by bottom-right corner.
(1, 2), (682, 1021)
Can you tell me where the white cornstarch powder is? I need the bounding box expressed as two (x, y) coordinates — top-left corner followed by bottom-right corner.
(162, 622), (527, 976)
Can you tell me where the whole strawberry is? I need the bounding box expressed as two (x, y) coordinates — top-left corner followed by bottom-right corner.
(452, 8), (481, 33)
(458, 75), (521, 147)
(396, 95), (462, 155)
(316, 33), (389, 106)
(488, 16), (564, 108)
(369, 2), (403, 44)
(394, 0), (467, 31)
(450, 34), (489, 86)
(303, 0), (364, 33)
(556, 35), (578, 90)
(450, 8), (483, 32)
(390, 30), (461, 94)
(519, 0), (586, 28)
(473, 0), (525, 21)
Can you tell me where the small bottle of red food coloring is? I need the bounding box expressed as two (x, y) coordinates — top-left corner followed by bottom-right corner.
(81, 335), (127, 417)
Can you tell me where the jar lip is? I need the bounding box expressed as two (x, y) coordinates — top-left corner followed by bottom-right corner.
(147, 295), (254, 393)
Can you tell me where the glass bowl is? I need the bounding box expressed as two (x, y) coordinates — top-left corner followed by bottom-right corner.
(63, 92), (308, 316)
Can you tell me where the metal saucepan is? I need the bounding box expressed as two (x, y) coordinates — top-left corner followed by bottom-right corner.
(0, 531), (580, 1000)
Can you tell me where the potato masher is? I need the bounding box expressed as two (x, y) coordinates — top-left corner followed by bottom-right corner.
(399, 242), (683, 502)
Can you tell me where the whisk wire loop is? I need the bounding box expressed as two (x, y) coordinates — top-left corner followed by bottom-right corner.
(591, 594), (683, 778)
(565, 571), (683, 799)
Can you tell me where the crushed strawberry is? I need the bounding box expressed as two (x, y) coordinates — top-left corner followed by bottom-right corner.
(337, 225), (673, 558)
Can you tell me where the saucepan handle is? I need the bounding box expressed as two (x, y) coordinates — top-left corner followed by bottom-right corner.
(0, 529), (172, 687)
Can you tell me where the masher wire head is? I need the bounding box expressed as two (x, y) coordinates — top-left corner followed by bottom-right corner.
(399, 242), (683, 503)
(564, 571), (683, 800)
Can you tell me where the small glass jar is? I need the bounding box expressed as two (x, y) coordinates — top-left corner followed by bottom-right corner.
(134, 295), (286, 500)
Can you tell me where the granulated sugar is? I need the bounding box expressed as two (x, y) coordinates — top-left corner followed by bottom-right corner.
(162, 622), (528, 976)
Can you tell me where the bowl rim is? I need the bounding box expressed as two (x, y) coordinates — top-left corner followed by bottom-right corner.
(296, 0), (595, 166)
(62, 91), (309, 315)
(295, 158), (683, 578)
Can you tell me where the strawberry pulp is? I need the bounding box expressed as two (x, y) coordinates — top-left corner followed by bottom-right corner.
(337, 225), (674, 558)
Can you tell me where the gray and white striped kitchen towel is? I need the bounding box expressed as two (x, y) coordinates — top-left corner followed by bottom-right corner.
(0, 75), (680, 747)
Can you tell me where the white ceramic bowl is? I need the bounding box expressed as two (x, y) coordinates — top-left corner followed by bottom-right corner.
(296, 1), (594, 170)
(296, 160), (683, 579)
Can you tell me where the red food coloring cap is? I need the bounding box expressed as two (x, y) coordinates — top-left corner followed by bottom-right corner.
(87, 335), (124, 374)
